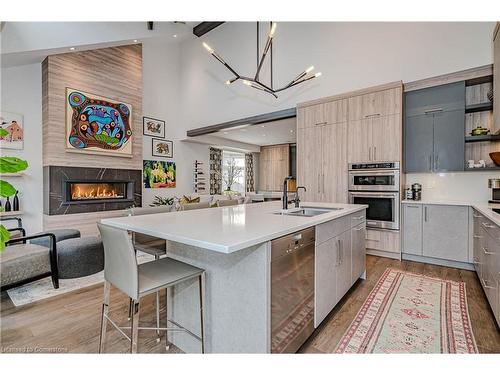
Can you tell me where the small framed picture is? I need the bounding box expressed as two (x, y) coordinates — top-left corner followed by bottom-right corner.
(152, 138), (173, 158)
(143, 116), (165, 138)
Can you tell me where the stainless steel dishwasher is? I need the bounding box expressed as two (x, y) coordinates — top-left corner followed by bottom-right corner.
(271, 227), (315, 353)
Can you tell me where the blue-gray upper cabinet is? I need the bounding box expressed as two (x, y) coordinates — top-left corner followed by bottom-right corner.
(404, 81), (465, 173)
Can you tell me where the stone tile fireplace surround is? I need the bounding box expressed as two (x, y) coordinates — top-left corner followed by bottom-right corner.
(43, 166), (142, 215)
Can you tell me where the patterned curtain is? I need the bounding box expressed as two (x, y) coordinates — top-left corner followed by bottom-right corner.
(209, 147), (222, 195)
(245, 153), (255, 192)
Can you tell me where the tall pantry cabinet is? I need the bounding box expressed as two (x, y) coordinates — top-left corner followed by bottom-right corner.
(296, 99), (348, 203)
(297, 82), (403, 204)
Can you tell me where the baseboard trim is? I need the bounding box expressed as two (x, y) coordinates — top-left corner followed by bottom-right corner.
(366, 249), (401, 260)
(401, 253), (474, 271)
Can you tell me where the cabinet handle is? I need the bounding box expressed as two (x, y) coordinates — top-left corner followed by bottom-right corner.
(429, 155), (433, 171)
(339, 239), (343, 265)
(322, 174), (325, 193)
(353, 215), (365, 220)
(374, 146), (377, 161)
(369, 147), (372, 161)
(407, 205), (420, 208)
(472, 214), (482, 218)
(336, 239), (341, 266)
(315, 121), (327, 126)
(482, 279), (495, 289)
(354, 227), (364, 231)
(424, 108), (443, 114)
(482, 247), (495, 255)
(364, 113), (381, 118)
(473, 235), (482, 239)
(424, 206), (428, 222)
(317, 174), (321, 193)
(435, 154), (439, 170)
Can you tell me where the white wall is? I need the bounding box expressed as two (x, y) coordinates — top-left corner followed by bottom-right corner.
(178, 22), (495, 128)
(142, 38), (209, 206)
(0, 63), (43, 233)
(405, 172), (500, 203)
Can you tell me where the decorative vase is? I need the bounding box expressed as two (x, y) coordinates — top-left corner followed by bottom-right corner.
(13, 191), (19, 211)
(5, 197), (12, 212)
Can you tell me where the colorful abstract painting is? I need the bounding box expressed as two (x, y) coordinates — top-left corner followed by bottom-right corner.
(143, 160), (176, 188)
(66, 88), (133, 157)
(0, 112), (24, 150)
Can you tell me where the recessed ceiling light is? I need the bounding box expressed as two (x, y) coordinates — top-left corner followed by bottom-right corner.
(262, 134), (266, 137)
(290, 129), (294, 133)
(261, 125), (265, 128)
(173, 34), (178, 38)
(133, 39), (138, 43)
(69, 47), (75, 51)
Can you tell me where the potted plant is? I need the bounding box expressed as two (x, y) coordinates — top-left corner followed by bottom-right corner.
(0, 156), (29, 250)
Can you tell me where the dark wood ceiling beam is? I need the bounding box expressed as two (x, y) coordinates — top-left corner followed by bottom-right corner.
(186, 108), (297, 137)
(193, 22), (225, 37)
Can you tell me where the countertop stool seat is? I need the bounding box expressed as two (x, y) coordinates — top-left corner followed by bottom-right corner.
(97, 223), (206, 354)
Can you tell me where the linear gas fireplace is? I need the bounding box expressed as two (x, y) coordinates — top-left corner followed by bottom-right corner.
(44, 166), (142, 215)
(64, 180), (133, 205)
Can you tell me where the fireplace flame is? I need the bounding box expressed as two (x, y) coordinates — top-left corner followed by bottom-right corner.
(71, 183), (124, 200)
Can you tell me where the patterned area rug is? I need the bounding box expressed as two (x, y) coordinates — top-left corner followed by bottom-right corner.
(7, 252), (154, 307)
(335, 268), (478, 353)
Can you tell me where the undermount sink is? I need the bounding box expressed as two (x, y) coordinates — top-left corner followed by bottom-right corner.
(275, 206), (343, 217)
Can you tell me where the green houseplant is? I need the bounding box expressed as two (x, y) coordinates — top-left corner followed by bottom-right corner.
(0, 156), (29, 250)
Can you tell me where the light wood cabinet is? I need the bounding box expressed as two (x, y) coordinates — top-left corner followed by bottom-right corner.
(297, 99), (347, 129)
(366, 228), (400, 254)
(348, 114), (401, 163)
(297, 122), (348, 203)
(259, 144), (289, 191)
(315, 237), (339, 326)
(348, 87), (402, 121)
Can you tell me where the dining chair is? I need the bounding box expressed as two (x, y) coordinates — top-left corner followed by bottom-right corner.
(97, 223), (206, 353)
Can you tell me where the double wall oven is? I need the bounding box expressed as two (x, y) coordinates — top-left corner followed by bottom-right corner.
(348, 162), (400, 230)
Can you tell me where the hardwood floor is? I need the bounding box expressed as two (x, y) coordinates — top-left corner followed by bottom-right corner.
(300, 255), (500, 354)
(1, 255), (499, 353)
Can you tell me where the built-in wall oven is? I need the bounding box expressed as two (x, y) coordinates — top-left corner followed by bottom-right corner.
(348, 162), (400, 230)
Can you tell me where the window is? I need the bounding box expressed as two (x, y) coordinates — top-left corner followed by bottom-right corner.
(222, 151), (245, 194)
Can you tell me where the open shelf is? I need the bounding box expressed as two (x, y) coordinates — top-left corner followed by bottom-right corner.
(465, 102), (493, 113)
(0, 172), (25, 177)
(465, 167), (500, 172)
(0, 210), (23, 218)
(465, 134), (500, 143)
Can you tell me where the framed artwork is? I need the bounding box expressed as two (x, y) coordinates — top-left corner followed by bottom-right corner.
(0, 111), (24, 150)
(65, 88), (133, 157)
(152, 138), (173, 158)
(143, 117), (165, 138)
(143, 160), (176, 188)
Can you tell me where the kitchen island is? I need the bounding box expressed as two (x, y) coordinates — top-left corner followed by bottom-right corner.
(101, 201), (367, 353)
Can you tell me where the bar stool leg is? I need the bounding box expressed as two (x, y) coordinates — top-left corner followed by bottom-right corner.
(165, 287), (170, 351)
(199, 272), (206, 354)
(130, 300), (140, 353)
(155, 254), (161, 342)
(128, 298), (132, 321)
(98, 281), (110, 353)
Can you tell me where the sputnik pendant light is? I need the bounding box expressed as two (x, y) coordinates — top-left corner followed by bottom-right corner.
(202, 22), (321, 98)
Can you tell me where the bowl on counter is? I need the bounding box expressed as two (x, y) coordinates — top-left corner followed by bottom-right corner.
(490, 152), (500, 167)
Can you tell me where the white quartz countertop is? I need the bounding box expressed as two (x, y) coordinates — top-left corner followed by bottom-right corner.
(402, 200), (500, 227)
(101, 201), (367, 253)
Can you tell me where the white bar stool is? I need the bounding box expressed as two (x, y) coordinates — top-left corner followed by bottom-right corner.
(97, 223), (206, 354)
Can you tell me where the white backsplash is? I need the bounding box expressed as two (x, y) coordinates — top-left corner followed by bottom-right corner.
(405, 172), (500, 203)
